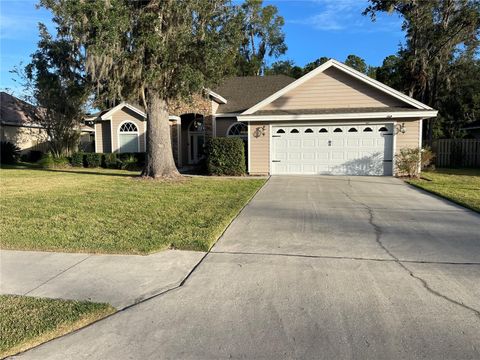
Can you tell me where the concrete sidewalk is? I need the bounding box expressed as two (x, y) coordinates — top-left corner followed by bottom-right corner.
(0, 249), (205, 308)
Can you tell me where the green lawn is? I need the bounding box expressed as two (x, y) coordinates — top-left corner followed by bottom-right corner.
(0, 166), (265, 254)
(407, 168), (480, 212)
(0, 295), (115, 358)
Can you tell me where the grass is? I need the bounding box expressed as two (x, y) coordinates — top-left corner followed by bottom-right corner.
(407, 168), (480, 212)
(0, 166), (265, 254)
(0, 295), (115, 358)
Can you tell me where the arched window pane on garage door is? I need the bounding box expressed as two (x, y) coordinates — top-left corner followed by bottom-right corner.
(119, 121), (139, 153)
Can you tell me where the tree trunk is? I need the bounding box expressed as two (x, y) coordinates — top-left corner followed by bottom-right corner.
(142, 92), (180, 179)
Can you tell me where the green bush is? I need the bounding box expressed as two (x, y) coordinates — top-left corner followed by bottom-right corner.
(396, 147), (436, 178)
(118, 152), (146, 168)
(1, 141), (21, 164)
(206, 137), (246, 176)
(70, 152), (84, 167)
(84, 153), (101, 168)
(38, 154), (70, 169)
(102, 153), (120, 169)
(118, 155), (139, 171)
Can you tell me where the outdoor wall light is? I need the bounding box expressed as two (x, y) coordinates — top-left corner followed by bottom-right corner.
(396, 122), (406, 134)
(253, 125), (266, 138)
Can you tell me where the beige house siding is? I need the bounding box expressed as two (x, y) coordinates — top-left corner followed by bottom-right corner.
(249, 122), (270, 175)
(215, 117), (237, 137)
(110, 107), (146, 152)
(263, 67), (406, 111)
(1, 125), (48, 153)
(395, 119), (421, 153)
(95, 121), (111, 153)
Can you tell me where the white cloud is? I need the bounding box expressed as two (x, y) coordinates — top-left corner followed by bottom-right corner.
(289, 0), (402, 33)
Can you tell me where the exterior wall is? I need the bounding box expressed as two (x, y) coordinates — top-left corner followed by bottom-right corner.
(248, 122), (270, 175)
(95, 121), (111, 153)
(395, 119), (421, 153)
(0, 125), (48, 153)
(215, 117), (237, 137)
(263, 67), (406, 111)
(110, 107), (146, 153)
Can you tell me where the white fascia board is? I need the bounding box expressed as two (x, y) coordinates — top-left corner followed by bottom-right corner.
(100, 102), (146, 120)
(206, 89), (228, 104)
(242, 59), (433, 115)
(214, 113), (242, 117)
(238, 110), (438, 122)
(169, 115), (181, 121)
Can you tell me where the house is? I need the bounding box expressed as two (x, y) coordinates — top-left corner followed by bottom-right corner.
(0, 92), (48, 154)
(0, 91), (95, 155)
(92, 59), (437, 176)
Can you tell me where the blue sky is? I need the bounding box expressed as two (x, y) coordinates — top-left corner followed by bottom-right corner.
(1, 0), (405, 95)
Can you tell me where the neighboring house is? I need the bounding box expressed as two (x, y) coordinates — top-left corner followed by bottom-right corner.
(92, 59), (437, 176)
(0, 92), (49, 154)
(0, 91), (95, 154)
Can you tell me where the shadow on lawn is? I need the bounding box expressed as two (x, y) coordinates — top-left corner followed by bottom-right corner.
(1, 163), (140, 178)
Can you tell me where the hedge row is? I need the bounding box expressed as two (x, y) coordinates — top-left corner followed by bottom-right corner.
(70, 152), (146, 170)
(205, 137), (246, 176)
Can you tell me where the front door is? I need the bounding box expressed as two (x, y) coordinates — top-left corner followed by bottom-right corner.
(188, 133), (205, 164)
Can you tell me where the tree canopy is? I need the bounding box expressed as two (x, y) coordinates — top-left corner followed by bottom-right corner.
(18, 23), (89, 157)
(40, 0), (244, 177)
(364, 0), (480, 139)
(236, 0), (287, 75)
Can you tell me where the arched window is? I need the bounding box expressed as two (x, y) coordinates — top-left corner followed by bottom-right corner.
(305, 128), (314, 133)
(290, 129), (299, 133)
(379, 126), (389, 132)
(319, 128), (328, 133)
(348, 127), (358, 132)
(363, 127), (373, 132)
(333, 128), (343, 133)
(118, 121), (139, 153)
(276, 129), (285, 134)
(227, 122), (248, 140)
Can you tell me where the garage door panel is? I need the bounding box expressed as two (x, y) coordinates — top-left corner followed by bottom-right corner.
(302, 139), (315, 148)
(272, 124), (393, 176)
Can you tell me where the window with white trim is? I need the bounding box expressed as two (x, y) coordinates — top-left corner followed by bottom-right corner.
(227, 122), (248, 140)
(118, 121), (139, 153)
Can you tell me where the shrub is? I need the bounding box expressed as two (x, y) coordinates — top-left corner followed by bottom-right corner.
(421, 147), (435, 169)
(38, 153), (70, 169)
(396, 147), (434, 178)
(102, 153), (120, 169)
(84, 153), (101, 168)
(206, 137), (246, 176)
(118, 152), (146, 168)
(119, 155), (139, 171)
(70, 152), (84, 167)
(1, 141), (21, 164)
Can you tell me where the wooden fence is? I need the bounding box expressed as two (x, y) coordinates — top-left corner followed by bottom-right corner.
(426, 139), (480, 168)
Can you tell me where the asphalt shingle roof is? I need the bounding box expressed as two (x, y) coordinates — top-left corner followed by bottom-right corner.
(212, 75), (295, 114)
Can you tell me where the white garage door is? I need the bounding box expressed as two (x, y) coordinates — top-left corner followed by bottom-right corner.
(271, 124), (393, 176)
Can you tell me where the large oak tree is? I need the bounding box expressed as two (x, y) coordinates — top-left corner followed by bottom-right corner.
(40, 0), (242, 178)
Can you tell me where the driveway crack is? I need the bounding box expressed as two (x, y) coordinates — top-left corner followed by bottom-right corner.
(343, 180), (480, 320)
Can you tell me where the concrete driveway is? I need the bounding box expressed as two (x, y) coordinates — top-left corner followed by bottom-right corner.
(14, 176), (480, 359)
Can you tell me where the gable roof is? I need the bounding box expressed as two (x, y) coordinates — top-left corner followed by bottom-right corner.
(212, 75), (295, 114)
(242, 59), (433, 115)
(99, 102), (146, 120)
